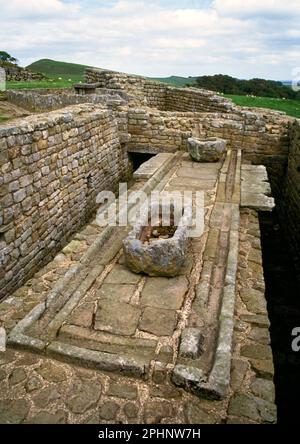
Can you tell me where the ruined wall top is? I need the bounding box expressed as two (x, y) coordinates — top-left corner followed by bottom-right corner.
(85, 68), (236, 113)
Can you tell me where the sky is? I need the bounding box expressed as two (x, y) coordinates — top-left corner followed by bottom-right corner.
(0, 0), (300, 80)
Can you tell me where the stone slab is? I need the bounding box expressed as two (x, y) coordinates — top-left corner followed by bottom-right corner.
(133, 153), (172, 180)
(96, 284), (136, 303)
(139, 307), (177, 336)
(169, 177), (216, 191)
(104, 265), (141, 285)
(68, 303), (94, 328)
(94, 300), (141, 336)
(141, 276), (188, 310)
(59, 324), (157, 359)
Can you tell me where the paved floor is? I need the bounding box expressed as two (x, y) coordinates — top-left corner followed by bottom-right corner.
(0, 153), (276, 423)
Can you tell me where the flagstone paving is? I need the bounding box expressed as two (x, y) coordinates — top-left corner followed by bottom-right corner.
(0, 153), (276, 423)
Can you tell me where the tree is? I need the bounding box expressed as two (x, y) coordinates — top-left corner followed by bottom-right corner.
(0, 51), (18, 64)
(195, 74), (300, 100)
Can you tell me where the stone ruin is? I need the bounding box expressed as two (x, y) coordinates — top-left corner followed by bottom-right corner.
(0, 68), (299, 423)
(0, 63), (46, 83)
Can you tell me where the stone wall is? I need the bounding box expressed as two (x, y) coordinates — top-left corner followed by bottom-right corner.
(6, 89), (128, 113)
(165, 87), (234, 113)
(125, 107), (290, 181)
(85, 70), (290, 189)
(0, 104), (130, 299)
(85, 68), (234, 113)
(1, 64), (45, 82)
(281, 120), (300, 273)
(85, 69), (166, 109)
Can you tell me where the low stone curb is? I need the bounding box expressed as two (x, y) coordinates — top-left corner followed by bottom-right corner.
(172, 150), (241, 399)
(7, 151), (181, 377)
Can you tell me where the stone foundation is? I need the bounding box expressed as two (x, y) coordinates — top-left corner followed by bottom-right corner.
(6, 88), (131, 113)
(85, 68), (234, 112)
(1, 64), (45, 82)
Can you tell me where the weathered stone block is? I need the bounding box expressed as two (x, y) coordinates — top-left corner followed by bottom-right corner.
(188, 137), (227, 163)
(179, 328), (204, 359)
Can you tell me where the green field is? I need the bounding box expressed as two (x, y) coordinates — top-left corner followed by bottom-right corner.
(224, 94), (300, 118)
(6, 58), (93, 89)
(6, 77), (80, 90)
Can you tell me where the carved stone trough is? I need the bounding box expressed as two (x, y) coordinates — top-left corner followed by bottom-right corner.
(123, 201), (192, 277)
(188, 137), (227, 162)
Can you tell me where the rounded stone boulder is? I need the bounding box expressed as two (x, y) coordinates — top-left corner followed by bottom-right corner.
(188, 137), (227, 162)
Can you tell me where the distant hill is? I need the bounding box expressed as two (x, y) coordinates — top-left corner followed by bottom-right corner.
(26, 59), (94, 82)
(27, 59), (198, 87)
(150, 75), (197, 87)
(27, 59), (297, 99)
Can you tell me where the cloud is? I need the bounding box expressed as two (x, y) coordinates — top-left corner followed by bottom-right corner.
(0, 0), (299, 79)
(1, 0), (77, 19)
(214, 0), (300, 18)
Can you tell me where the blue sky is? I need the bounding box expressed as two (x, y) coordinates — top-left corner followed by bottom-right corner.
(1, 0), (299, 80)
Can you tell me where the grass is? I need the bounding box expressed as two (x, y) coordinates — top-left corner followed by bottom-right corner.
(225, 94), (300, 118)
(6, 76), (83, 90)
(27, 58), (91, 77)
(6, 58), (92, 89)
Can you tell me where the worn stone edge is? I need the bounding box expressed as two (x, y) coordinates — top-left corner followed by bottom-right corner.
(6, 151), (181, 364)
(172, 154), (240, 400)
(45, 341), (148, 379)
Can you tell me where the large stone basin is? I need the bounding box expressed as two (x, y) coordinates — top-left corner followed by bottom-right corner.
(123, 201), (192, 277)
(188, 137), (227, 162)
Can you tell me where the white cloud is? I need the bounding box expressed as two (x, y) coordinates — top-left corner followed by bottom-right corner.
(0, 0), (299, 79)
(1, 0), (77, 18)
(214, 0), (300, 17)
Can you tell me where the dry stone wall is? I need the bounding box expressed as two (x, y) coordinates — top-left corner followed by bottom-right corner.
(85, 68), (234, 113)
(1, 64), (45, 82)
(0, 104), (130, 299)
(165, 87), (234, 112)
(125, 107), (290, 180)
(6, 89), (128, 113)
(85, 69), (166, 109)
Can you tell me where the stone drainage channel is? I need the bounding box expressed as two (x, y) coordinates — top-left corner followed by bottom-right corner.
(6, 150), (241, 401)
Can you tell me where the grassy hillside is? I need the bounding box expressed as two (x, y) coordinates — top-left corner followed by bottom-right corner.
(150, 75), (197, 87)
(26, 58), (93, 83)
(28, 59), (198, 87)
(225, 94), (300, 118)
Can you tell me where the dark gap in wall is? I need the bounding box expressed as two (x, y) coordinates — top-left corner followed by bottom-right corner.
(259, 210), (300, 424)
(86, 173), (92, 188)
(128, 152), (155, 172)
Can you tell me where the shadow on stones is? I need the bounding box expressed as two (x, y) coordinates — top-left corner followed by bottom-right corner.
(259, 210), (300, 424)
